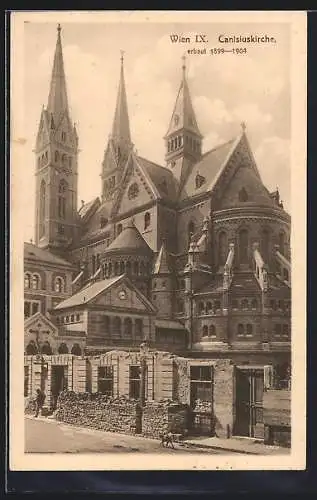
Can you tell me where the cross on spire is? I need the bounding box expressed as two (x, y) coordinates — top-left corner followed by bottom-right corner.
(241, 121), (246, 132)
(120, 50), (125, 65)
(57, 23), (61, 34)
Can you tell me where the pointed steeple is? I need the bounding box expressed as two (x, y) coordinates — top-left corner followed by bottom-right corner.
(111, 51), (131, 145)
(101, 52), (132, 201)
(164, 57), (203, 185)
(47, 24), (69, 124)
(165, 56), (202, 139)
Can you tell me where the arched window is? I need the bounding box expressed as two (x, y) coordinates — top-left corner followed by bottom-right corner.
(140, 262), (146, 275)
(209, 325), (216, 337)
(135, 318), (143, 339)
(113, 317), (121, 337)
(202, 325), (208, 337)
(199, 302), (205, 314)
(41, 342), (52, 355)
(39, 180), (46, 238)
(278, 231), (285, 255)
(58, 343), (69, 354)
(178, 136), (182, 148)
(144, 212), (151, 230)
(54, 276), (65, 293)
(55, 150), (59, 163)
(108, 262), (112, 277)
(214, 300), (221, 310)
(103, 263), (108, 278)
(241, 299), (248, 310)
(117, 224), (123, 235)
(239, 229), (249, 264)
(32, 274), (40, 290)
(124, 317), (133, 338)
(133, 261), (139, 275)
(237, 324), (244, 336)
(24, 273), (31, 289)
(283, 268), (289, 281)
(239, 188), (248, 202)
(71, 344), (82, 356)
(246, 324), (253, 336)
(261, 229), (270, 262)
(218, 231), (228, 266)
(120, 261), (125, 274)
(26, 341), (37, 355)
(206, 302), (212, 313)
(251, 298), (257, 310)
(58, 180), (67, 219)
(270, 299), (277, 310)
(114, 262), (119, 275)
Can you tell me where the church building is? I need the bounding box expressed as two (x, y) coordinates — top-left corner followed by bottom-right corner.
(24, 25), (291, 440)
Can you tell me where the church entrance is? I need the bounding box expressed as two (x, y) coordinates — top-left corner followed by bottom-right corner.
(51, 365), (68, 411)
(234, 367), (264, 439)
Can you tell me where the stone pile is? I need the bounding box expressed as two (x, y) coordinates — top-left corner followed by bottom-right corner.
(142, 400), (189, 438)
(193, 399), (213, 413)
(55, 391), (141, 435)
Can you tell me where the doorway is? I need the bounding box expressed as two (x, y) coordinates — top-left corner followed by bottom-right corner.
(51, 365), (68, 410)
(234, 368), (264, 439)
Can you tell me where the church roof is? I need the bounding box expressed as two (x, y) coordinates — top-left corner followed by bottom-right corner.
(179, 136), (239, 200)
(54, 275), (124, 310)
(136, 156), (178, 201)
(78, 199), (113, 243)
(24, 242), (74, 268)
(78, 197), (100, 221)
(47, 24), (70, 125)
(104, 221), (152, 254)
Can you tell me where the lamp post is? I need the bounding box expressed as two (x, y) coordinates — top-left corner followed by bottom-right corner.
(139, 340), (149, 406)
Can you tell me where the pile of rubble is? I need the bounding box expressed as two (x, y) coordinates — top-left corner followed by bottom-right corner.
(193, 399), (213, 413)
(142, 399), (189, 438)
(55, 391), (141, 435)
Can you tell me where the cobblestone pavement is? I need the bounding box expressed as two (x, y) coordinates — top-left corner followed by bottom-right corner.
(25, 417), (231, 454)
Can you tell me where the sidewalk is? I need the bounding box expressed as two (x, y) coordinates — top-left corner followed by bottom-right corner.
(184, 436), (290, 455)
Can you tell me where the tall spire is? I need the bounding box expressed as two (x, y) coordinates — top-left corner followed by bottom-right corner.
(165, 56), (202, 139)
(111, 51), (131, 144)
(47, 24), (69, 123)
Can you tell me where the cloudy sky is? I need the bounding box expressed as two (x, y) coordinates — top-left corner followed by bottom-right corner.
(20, 19), (291, 242)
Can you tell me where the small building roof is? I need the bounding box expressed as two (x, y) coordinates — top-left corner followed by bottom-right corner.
(24, 242), (73, 268)
(104, 221), (152, 254)
(54, 275), (123, 310)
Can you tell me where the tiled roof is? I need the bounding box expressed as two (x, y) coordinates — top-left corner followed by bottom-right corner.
(24, 242), (73, 268)
(136, 156), (178, 202)
(78, 199), (113, 243)
(105, 222), (152, 254)
(54, 275), (124, 310)
(179, 137), (238, 200)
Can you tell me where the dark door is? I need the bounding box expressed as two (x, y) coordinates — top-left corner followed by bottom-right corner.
(235, 368), (264, 438)
(51, 365), (68, 410)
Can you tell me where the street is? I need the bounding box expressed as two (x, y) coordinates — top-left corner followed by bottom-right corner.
(25, 417), (228, 454)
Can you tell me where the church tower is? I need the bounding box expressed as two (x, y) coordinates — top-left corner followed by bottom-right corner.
(101, 53), (132, 201)
(34, 24), (79, 254)
(164, 57), (203, 189)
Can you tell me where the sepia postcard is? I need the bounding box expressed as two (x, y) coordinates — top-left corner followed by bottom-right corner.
(9, 10), (307, 472)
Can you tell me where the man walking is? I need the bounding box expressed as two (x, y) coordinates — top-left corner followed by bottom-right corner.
(34, 388), (45, 418)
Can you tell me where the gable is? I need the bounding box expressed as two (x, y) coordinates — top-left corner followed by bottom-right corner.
(24, 312), (58, 337)
(112, 155), (157, 217)
(93, 280), (155, 313)
(35, 111), (50, 150)
(212, 133), (274, 210)
(52, 112), (76, 148)
(216, 162), (275, 210)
